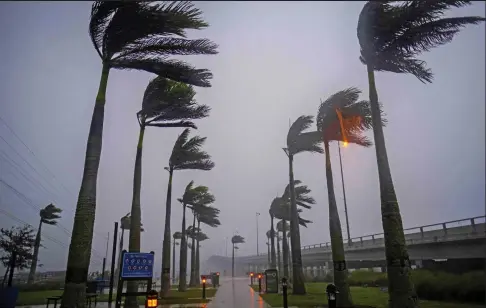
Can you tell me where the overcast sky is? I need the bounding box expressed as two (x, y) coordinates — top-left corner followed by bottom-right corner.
(0, 1), (484, 274)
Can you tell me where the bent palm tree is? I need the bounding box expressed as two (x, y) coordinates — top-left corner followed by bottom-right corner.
(177, 182), (214, 291)
(129, 76), (210, 267)
(28, 204), (62, 284)
(316, 88), (380, 307)
(162, 129), (214, 295)
(268, 198), (279, 269)
(284, 116), (323, 294)
(190, 205), (220, 286)
(231, 235), (245, 277)
(265, 230), (273, 265)
(357, 2), (484, 306)
(172, 232), (182, 283)
(195, 231), (209, 282)
(64, 2), (217, 306)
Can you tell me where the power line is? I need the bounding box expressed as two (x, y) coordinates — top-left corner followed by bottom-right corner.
(0, 115), (76, 198)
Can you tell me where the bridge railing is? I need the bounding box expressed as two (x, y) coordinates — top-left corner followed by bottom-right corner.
(301, 215), (485, 250)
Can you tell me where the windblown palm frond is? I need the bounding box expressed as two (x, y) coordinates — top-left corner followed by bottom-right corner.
(179, 182), (215, 207)
(173, 232), (183, 240)
(137, 77), (210, 128)
(266, 230), (274, 239)
(282, 180), (315, 209)
(40, 204), (62, 225)
(196, 232), (209, 242)
(231, 235), (245, 244)
(169, 128), (214, 171)
(287, 116), (323, 155)
(90, 1), (219, 86)
(357, 1), (485, 83)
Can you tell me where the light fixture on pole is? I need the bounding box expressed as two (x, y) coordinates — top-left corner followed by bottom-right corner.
(256, 212), (260, 255)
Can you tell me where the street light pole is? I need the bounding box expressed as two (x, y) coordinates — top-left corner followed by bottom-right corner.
(338, 141), (351, 244)
(256, 212), (260, 256)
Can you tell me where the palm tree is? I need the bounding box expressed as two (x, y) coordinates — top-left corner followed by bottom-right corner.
(172, 232), (182, 284)
(195, 231), (209, 283)
(190, 205), (220, 286)
(268, 198), (279, 269)
(177, 181), (215, 291)
(283, 116), (323, 294)
(316, 88), (379, 307)
(357, 2), (484, 306)
(265, 230), (272, 265)
(128, 76), (210, 267)
(64, 2), (217, 305)
(161, 128), (214, 295)
(116, 214), (144, 281)
(231, 235), (245, 277)
(28, 203), (62, 284)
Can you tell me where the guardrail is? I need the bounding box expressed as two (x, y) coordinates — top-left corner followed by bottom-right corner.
(299, 215), (485, 250)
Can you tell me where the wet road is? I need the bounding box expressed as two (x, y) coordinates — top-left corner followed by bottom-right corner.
(206, 277), (270, 308)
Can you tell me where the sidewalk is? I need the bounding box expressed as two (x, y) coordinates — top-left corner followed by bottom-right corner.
(206, 277), (271, 308)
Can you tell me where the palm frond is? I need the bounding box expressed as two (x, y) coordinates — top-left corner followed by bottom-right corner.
(358, 1), (484, 83)
(89, 2), (122, 58)
(40, 204), (62, 225)
(169, 130), (214, 171)
(231, 235), (245, 244)
(111, 58), (213, 87)
(173, 231), (183, 239)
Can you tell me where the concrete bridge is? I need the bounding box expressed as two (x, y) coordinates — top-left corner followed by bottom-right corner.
(207, 215), (486, 275)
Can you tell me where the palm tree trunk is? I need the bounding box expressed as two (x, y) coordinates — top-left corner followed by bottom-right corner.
(195, 220), (201, 285)
(276, 234), (281, 274)
(367, 64), (418, 307)
(179, 204), (188, 291)
(323, 140), (353, 307)
(189, 214), (197, 287)
(172, 240), (176, 284)
(61, 64), (110, 308)
(287, 154), (306, 294)
(281, 220), (289, 279)
(126, 125), (145, 308)
(2, 265), (10, 286)
(287, 235), (292, 280)
(28, 220), (42, 284)
(231, 243), (235, 277)
(161, 168), (174, 297)
(270, 216), (276, 268)
(267, 241), (270, 264)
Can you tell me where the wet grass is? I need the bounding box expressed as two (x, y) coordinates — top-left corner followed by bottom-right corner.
(16, 287), (217, 306)
(251, 283), (483, 308)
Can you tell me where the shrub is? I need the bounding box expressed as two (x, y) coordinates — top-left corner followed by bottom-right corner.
(16, 280), (64, 292)
(346, 269), (485, 304)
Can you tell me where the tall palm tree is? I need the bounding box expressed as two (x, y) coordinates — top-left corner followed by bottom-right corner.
(357, 2), (484, 306)
(172, 231), (182, 284)
(177, 181), (214, 291)
(190, 205), (220, 286)
(284, 116), (323, 294)
(231, 235), (245, 277)
(129, 77), (210, 264)
(161, 128), (214, 295)
(28, 203), (62, 284)
(64, 2), (217, 305)
(316, 88), (379, 307)
(268, 198), (279, 269)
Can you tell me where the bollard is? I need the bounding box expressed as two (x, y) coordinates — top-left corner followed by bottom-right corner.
(282, 277), (288, 308)
(326, 283), (338, 308)
(202, 276), (207, 299)
(258, 273), (262, 293)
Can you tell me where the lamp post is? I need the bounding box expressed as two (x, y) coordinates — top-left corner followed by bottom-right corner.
(338, 141), (351, 244)
(256, 212), (260, 255)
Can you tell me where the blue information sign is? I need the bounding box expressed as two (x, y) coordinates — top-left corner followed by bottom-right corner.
(121, 252), (154, 279)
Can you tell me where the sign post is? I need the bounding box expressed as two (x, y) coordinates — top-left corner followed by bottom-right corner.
(115, 250), (155, 308)
(264, 269), (278, 294)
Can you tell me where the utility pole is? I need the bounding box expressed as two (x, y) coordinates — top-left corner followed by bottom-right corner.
(256, 212), (260, 255)
(338, 141), (352, 244)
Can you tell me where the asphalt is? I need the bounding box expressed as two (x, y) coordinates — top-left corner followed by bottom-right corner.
(206, 277), (271, 308)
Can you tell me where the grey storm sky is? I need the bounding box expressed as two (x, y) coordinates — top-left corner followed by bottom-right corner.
(0, 1), (484, 274)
